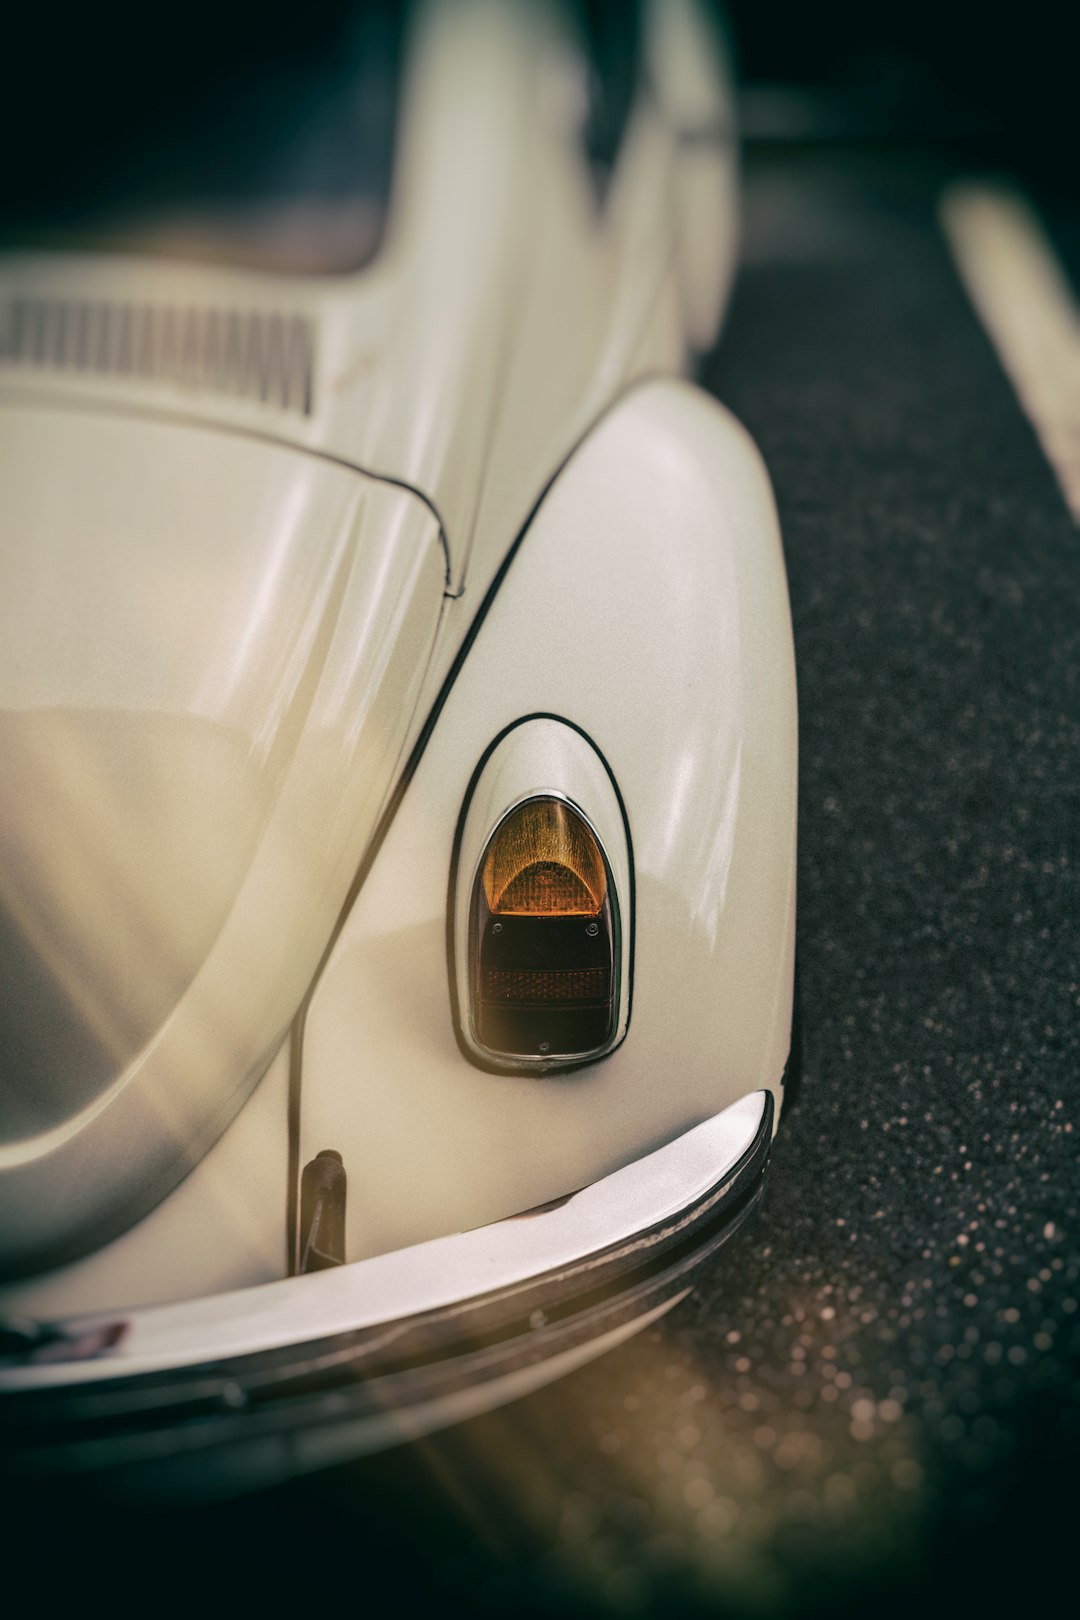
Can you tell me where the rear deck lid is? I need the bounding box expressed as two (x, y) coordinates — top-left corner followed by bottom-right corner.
(0, 401), (445, 1274)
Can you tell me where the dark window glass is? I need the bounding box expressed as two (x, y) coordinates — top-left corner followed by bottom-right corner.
(577, 0), (643, 197)
(0, 4), (405, 275)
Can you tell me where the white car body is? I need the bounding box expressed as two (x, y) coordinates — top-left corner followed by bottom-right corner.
(0, 0), (796, 1489)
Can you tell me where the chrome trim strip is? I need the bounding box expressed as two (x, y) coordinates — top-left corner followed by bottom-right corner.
(0, 1093), (771, 1491)
(11, 1297), (694, 1499)
(1, 1091), (768, 1390)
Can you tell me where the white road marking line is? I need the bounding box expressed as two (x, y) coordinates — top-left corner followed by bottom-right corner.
(940, 183), (1080, 523)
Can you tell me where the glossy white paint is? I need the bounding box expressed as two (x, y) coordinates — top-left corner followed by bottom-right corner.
(452, 718), (633, 1069)
(0, 1091), (764, 1388)
(647, 0), (740, 349)
(0, 407), (445, 1273)
(300, 382), (796, 1263)
(0, 1041), (290, 1320)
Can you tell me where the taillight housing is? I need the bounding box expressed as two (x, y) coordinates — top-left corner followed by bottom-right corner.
(471, 797), (617, 1060)
(452, 719), (631, 1074)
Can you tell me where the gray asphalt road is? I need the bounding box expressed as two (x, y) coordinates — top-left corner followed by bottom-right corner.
(32, 148), (1079, 1617)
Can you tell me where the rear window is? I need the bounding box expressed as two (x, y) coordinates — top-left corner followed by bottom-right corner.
(0, 5), (405, 275)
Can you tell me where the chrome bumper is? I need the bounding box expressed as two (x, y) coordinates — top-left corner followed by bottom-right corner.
(0, 1090), (772, 1497)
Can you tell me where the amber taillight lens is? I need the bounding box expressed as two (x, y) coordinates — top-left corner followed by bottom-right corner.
(471, 798), (617, 1062)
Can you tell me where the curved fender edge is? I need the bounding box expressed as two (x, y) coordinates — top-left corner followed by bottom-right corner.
(297, 377), (797, 1261)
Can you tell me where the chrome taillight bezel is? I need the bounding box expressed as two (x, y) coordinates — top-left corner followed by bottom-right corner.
(451, 718), (633, 1076)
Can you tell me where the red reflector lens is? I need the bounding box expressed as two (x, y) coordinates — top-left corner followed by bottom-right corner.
(483, 967), (610, 1003)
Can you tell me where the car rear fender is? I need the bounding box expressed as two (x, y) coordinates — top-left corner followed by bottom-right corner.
(296, 376), (797, 1264)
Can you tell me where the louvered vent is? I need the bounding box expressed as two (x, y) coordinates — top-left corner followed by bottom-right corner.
(0, 298), (315, 416)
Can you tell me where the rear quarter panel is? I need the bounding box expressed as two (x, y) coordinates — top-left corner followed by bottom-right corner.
(298, 378), (797, 1261)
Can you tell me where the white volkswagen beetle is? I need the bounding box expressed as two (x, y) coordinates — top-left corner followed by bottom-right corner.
(0, 0), (797, 1493)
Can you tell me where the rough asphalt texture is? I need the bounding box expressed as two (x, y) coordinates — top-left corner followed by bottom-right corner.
(32, 151), (1079, 1615)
